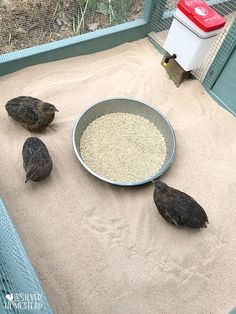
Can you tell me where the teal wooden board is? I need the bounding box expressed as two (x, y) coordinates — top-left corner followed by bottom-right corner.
(0, 198), (53, 313)
(212, 47), (236, 115)
(209, 90), (236, 117)
(0, 19), (147, 77)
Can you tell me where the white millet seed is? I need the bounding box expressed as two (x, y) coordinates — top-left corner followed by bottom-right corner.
(80, 112), (167, 182)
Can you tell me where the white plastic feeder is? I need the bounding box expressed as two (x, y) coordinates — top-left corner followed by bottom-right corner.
(164, 0), (226, 71)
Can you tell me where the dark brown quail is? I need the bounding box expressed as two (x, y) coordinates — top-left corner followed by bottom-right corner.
(22, 137), (53, 183)
(6, 96), (58, 131)
(153, 180), (208, 229)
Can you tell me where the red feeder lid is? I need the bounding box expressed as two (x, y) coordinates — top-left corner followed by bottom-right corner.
(177, 0), (226, 32)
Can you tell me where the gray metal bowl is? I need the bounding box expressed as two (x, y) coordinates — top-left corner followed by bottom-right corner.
(73, 98), (176, 186)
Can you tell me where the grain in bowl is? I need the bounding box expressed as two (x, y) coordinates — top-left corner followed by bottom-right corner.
(80, 112), (167, 183)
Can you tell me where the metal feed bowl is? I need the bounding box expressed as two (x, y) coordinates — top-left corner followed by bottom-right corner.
(73, 98), (176, 186)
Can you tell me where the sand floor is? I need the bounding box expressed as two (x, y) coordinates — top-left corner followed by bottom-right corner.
(0, 38), (236, 314)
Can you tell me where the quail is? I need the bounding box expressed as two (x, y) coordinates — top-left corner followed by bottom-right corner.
(22, 137), (53, 183)
(6, 96), (58, 131)
(153, 180), (208, 229)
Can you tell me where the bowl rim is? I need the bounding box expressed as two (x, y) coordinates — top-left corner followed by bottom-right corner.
(72, 97), (176, 186)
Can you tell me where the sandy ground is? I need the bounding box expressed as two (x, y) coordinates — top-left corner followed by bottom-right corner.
(0, 38), (236, 314)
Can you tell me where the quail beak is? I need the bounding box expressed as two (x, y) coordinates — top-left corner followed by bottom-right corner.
(25, 178), (29, 183)
(54, 108), (59, 112)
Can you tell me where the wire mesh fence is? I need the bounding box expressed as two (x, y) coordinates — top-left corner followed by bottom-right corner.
(194, 10), (236, 82)
(148, 0), (236, 82)
(0, 0), (144, 55)
(203, 18), (236, 89)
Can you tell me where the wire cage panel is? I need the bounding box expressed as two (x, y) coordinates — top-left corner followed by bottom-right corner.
(0, 0), (145, 55)
(203, 19), (236, 89)
(0, 198), (53, 313)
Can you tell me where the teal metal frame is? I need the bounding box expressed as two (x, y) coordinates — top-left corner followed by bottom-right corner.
(203, 20), (236, 116)
(203, 21), (236, 90)
(0, 0), (155, 77)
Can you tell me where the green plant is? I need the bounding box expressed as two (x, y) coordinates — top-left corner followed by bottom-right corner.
(80, 0), (97, 12)
(71, 0), (134, 35)
(72, 0), (91, 34)
(110, 0), (132, 24)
